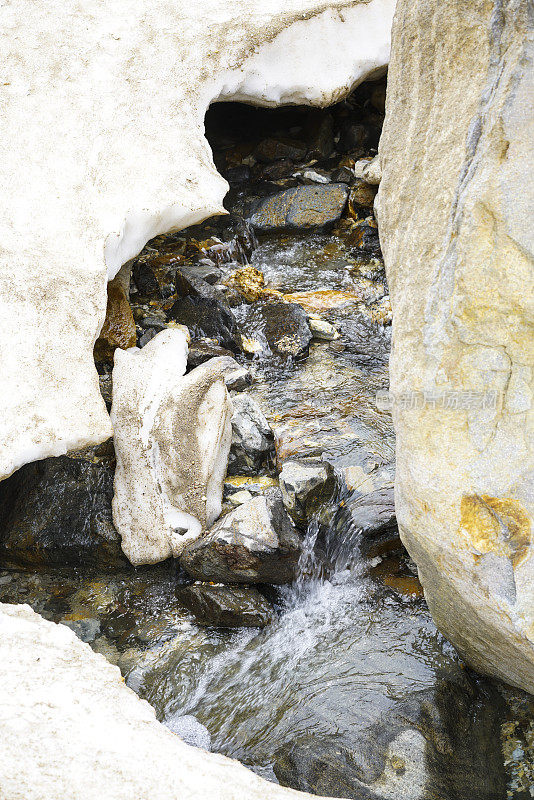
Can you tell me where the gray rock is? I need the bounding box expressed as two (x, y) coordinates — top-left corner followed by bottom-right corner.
(180, 492), (300, 584)
(187, 340), (234, 368)
(258, 300), (312, 359)
(274, 678), (507, 800)
(177, 584), (273, 628)
(308, 317), (338, 341)
(248, 184), (349, 232)
(163, 713), (212, 750)
(228, 394), (273, 475)
(279, 461), (337, 527)
(60, 617), (101, 644)
(0, 442), (129, 569)
(362, 155), (381, 185)
(213, 357), (252, 392)
(180, 262), (222, 285)
(338, 486), (396, 539)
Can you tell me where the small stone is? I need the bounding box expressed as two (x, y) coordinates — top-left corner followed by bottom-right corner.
(187, 340), (233, 368)
(177, 584), (273, 628)
(308, 317), (339, 341)
(352, 157), (374, 179)
(228, 489), (254, 506)
(257, 300), (312, 359)
(180, 491), (300, 584)
(211, 356), (252, 391)
(362, 155), (381, 185)
(225, 266), (267, 302)
(228, 393), (273, 475)
(254, 137), (307, 163)
(337, 121), (368, 154)
(347, 180), (378, 215)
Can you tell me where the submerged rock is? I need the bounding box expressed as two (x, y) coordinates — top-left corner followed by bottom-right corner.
(0, 442), (128, 570)
(180, 492), (300, 584)
(228, 393), (273, 475)
(257, 300), (312, 359)
(112, 330), (233, 565)
(377, 0), (534, 691)
(273, 676), (507, 800)
(248, 184), (349, 232)
(177, 584), (273, 628)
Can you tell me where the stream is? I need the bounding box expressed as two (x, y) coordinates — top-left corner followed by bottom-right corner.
(0, 83), (533, 798)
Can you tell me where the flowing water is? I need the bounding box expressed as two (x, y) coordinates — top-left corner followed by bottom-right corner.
(1, 231), (533, 798)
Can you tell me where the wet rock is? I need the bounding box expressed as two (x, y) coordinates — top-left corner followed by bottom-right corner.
(283, 289), (363, 315)
(213, 356), (252, 392)
(257, 160), (296, 182)
(336, 316), (391, 366)
(330, 166), (356, 185)
(60, 617), (101, 644)
(94, 277), (137, 364)
(177, 584), (273, 628)
(335, 485), (396, 540)
(305, 111), (335, 159)
(112, 330), (233, 565)
(254, 137), (307, 163)
(180, 262), (222, 285)
(168, 272), (242, 352)
(0, 442), (128, 569)
(248, 184), (349, 232)
(345, 217), (381, 256)
(163, 713), (212, 750)
(226, 165), (251, 185)
(279, 461), (336, 527)
(228, 489), (254, 506)
(308, 316), (339, 341)
(258, 300), (312, 359)
(273, 676), (508, 800)
(228, 394), (273, 475)
(225, 266), (268, 303)
(132, 258), (160, 298)
(180, 492), (300, 584)
(187, 340), (234, 368)
(337, 122), (368, 154)
(347, 180), (378, 214)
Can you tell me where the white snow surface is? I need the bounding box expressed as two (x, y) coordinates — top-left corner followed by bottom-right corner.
(0, 602), (342, 800)
(0, 0), (394, 480)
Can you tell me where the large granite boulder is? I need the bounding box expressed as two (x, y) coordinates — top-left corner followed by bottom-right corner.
(111, 330), (233, 565)
(376, 0), (534, 691)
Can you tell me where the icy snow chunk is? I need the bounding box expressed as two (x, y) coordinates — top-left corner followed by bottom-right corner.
(111, 330), (233, 565)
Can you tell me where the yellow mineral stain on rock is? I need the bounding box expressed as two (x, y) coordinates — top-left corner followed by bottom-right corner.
(460, 494), (531, 568)
(225, 266), (282, 303)
(94, 279), (136, 363)
(283, 289), (363, 313)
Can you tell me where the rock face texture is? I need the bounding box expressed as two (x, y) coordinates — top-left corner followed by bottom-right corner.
(180, 492), (300, 584)
(0, 603), (339, 800)
(377, 0), (534, 691)
(111, 331), (233, 565)
(0, 0), (394, 481)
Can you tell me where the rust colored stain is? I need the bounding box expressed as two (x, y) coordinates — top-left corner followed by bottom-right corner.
(460, 494), (531, 568)
(94, 282), (137, 363)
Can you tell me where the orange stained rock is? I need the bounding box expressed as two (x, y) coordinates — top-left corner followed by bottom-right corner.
(283, 288), (363, 313)
(460, 494), (531, 568)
